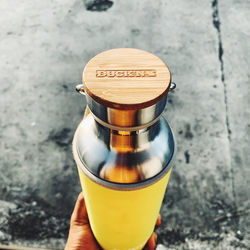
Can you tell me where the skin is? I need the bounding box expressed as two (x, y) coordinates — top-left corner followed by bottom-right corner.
(65, 193), (161, 250)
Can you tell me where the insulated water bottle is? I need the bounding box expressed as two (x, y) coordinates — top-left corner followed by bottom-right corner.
(73, 48), (176, 250)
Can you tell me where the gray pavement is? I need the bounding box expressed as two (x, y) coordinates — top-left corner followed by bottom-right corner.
(0, 0), (249, 249)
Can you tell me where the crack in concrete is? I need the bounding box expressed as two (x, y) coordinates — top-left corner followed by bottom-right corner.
(211, 0), (237, 212)
(211, 0), (231, 139)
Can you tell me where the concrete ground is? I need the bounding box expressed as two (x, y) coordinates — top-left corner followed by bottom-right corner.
(0, 0), (249, 249)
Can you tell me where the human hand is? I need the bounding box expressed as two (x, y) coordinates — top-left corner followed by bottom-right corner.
(65, 193), (161, 250)
(65, 192), (100, 250)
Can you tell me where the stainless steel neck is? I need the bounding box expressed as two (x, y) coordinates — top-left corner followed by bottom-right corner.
(75, 82), (176, 129)
(85, 92), (167, 129)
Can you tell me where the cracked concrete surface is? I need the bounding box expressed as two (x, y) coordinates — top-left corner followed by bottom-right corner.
(0, 0), (249, 249)
(212, 0), (237, 217)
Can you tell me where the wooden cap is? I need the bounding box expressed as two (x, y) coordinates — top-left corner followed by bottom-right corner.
(82, 48), (171, 109)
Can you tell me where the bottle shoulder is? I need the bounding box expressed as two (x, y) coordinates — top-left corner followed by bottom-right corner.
(73, 114), (175, 185)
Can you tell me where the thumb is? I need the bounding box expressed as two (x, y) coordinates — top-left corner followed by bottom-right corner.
(70, 192), (89, 225)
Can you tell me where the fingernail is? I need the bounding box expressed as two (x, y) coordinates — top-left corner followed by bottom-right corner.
(156, 214), (161, 226)
(153, 233), (157, 243)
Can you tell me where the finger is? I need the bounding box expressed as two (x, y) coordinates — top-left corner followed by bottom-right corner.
(70, 192), (89, 225)
(156, 214), (161, 227)
(144, 232), (157, 250)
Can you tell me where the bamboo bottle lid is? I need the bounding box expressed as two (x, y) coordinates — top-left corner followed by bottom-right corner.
(82, 48), (171, 110)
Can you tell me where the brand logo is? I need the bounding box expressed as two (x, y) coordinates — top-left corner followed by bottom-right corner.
(96, 70), (157, 78)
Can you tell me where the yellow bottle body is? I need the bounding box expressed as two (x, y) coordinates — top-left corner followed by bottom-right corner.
(77, 166), (172, 250)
